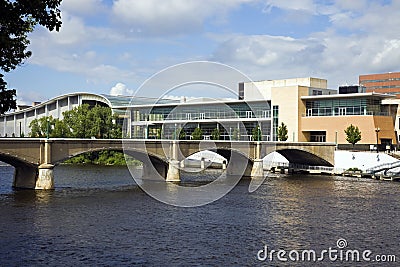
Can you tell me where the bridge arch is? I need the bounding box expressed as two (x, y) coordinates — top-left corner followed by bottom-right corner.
(0, 153), (39, 189)
(0, 152), (37, 169)
(182, 147), (255, 178)
(52, 147), (170, 179)
(274, 149), (333, 167)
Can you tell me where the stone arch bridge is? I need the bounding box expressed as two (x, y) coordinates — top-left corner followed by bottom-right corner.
(0, 138), (335, 189)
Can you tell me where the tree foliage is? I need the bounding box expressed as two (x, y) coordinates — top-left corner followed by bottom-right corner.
(191, 127), (203, 140)
(231, 128), (240, 141)
(277, 122), (288, 141)
(172, 127), (186, 140)
(0, 0), (62, 114)
(211, 128), (220, 140)
(63, 104), (121, 138)
(64, 150), (140, 166)
(344, 124), (362, 147)
(0, 73), (16, 113)
(29, 115), (60, 137)
(29, 105), (122, 138)
(252, 125), (262, 141)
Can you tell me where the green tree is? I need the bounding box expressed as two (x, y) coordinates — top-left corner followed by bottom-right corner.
(277, 122), (288, 141)
(63, 104), (121, 138)
(191, 127), (203, 140)
(0, 74), (16, 113)
(29, 116), (61, 137)
(211, 128), (221, 140)
(52, 118), (70, 137)
(0, 0), (62, 114)
(63, 104), (92, 138)
(252, 125), (262, 141)
(179, 128), (186, 140)
(29, 105), (121, 139)
(232, 128), (240, 141)
(172, 127), (186, 140)
(344, 124), (361, 148)
(156, 128), (162, 139)
(88, 105), (121, 138)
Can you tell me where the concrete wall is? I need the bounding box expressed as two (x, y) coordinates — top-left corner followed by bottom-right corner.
(270, 85), (309, 142)
(301, 115), (397, 144)
(243, 77), (328, 101)
(334, 150), (398, 172)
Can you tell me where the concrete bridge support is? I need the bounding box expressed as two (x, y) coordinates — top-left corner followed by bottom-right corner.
(35, 140), (55, 189)
(13, 165), (38, 189)
(36, 164), (55, 189)
(166, 141), (181, 182)
(166, 160), (180, 182)
(141, 158), (168, 180)
(250, 142), (264, 178)
(250, 159), (264, 177)
(12, 164), (54, 190)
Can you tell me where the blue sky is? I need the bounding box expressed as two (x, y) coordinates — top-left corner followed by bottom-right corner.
(4, 0), (400, 104)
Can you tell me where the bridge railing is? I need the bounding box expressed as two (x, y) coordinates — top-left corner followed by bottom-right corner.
(365, 161), (400, 174)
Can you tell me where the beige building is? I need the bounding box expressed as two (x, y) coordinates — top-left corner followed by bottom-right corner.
(243, 78), (397, 147)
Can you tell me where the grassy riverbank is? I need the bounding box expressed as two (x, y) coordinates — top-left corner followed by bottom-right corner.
(63, 151), (142, 166)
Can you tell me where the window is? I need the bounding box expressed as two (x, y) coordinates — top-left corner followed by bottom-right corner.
(312, 90), (322, 95)
(69, 96), (78, 104)
(310, 131), (326, 142)
(238, 82), (244, 100)
(272, 105), (279, 141)
(48, 102), (56, 111)
(262, 110), (270, 118)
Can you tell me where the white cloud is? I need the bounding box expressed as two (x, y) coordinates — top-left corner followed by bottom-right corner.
(212, 31), (400, 88)
(209, 0), (400, 89)
(61, 0), (106, 16)
(16, 91), (44, 106)
(110, 83), (134, 96)
(262, 0), (317, 14)
(112, 0), (253, 35)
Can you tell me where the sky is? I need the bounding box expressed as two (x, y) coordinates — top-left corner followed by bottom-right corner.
(4, 0), (400, 105)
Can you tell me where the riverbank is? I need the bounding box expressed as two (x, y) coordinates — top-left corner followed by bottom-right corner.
(63, 151), (141, 166)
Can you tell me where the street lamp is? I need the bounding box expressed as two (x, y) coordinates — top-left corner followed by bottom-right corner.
(46, 119), (50, 139)
(174, 123), (177, 140)
(335, 131), (338, 150)
(375, 127), (380, 153)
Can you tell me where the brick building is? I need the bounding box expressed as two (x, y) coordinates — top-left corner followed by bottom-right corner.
(359, 71), (400, 97)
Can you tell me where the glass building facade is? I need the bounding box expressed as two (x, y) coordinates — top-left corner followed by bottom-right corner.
(304, 96), (389, 117)
(128, 101), (272, 140)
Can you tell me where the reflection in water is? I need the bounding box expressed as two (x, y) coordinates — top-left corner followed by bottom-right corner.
(0, 165), (399, 265)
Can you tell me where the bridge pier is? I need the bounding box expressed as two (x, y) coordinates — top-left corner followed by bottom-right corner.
(250, 159), (264, 177)
(226, 159), (253, 177)
(165, 141), (181, 182)
(35, 164), (55, 190)
(13, 165), (37, 189)
(12, 164), (54, 190)
(166, 160), (181, 182)
(249, 142), (264, 179)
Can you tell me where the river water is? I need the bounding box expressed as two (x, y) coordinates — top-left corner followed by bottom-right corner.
(0, 164), (399, 266)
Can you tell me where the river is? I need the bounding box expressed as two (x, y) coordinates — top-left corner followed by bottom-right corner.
(0, 164), (399, 266)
